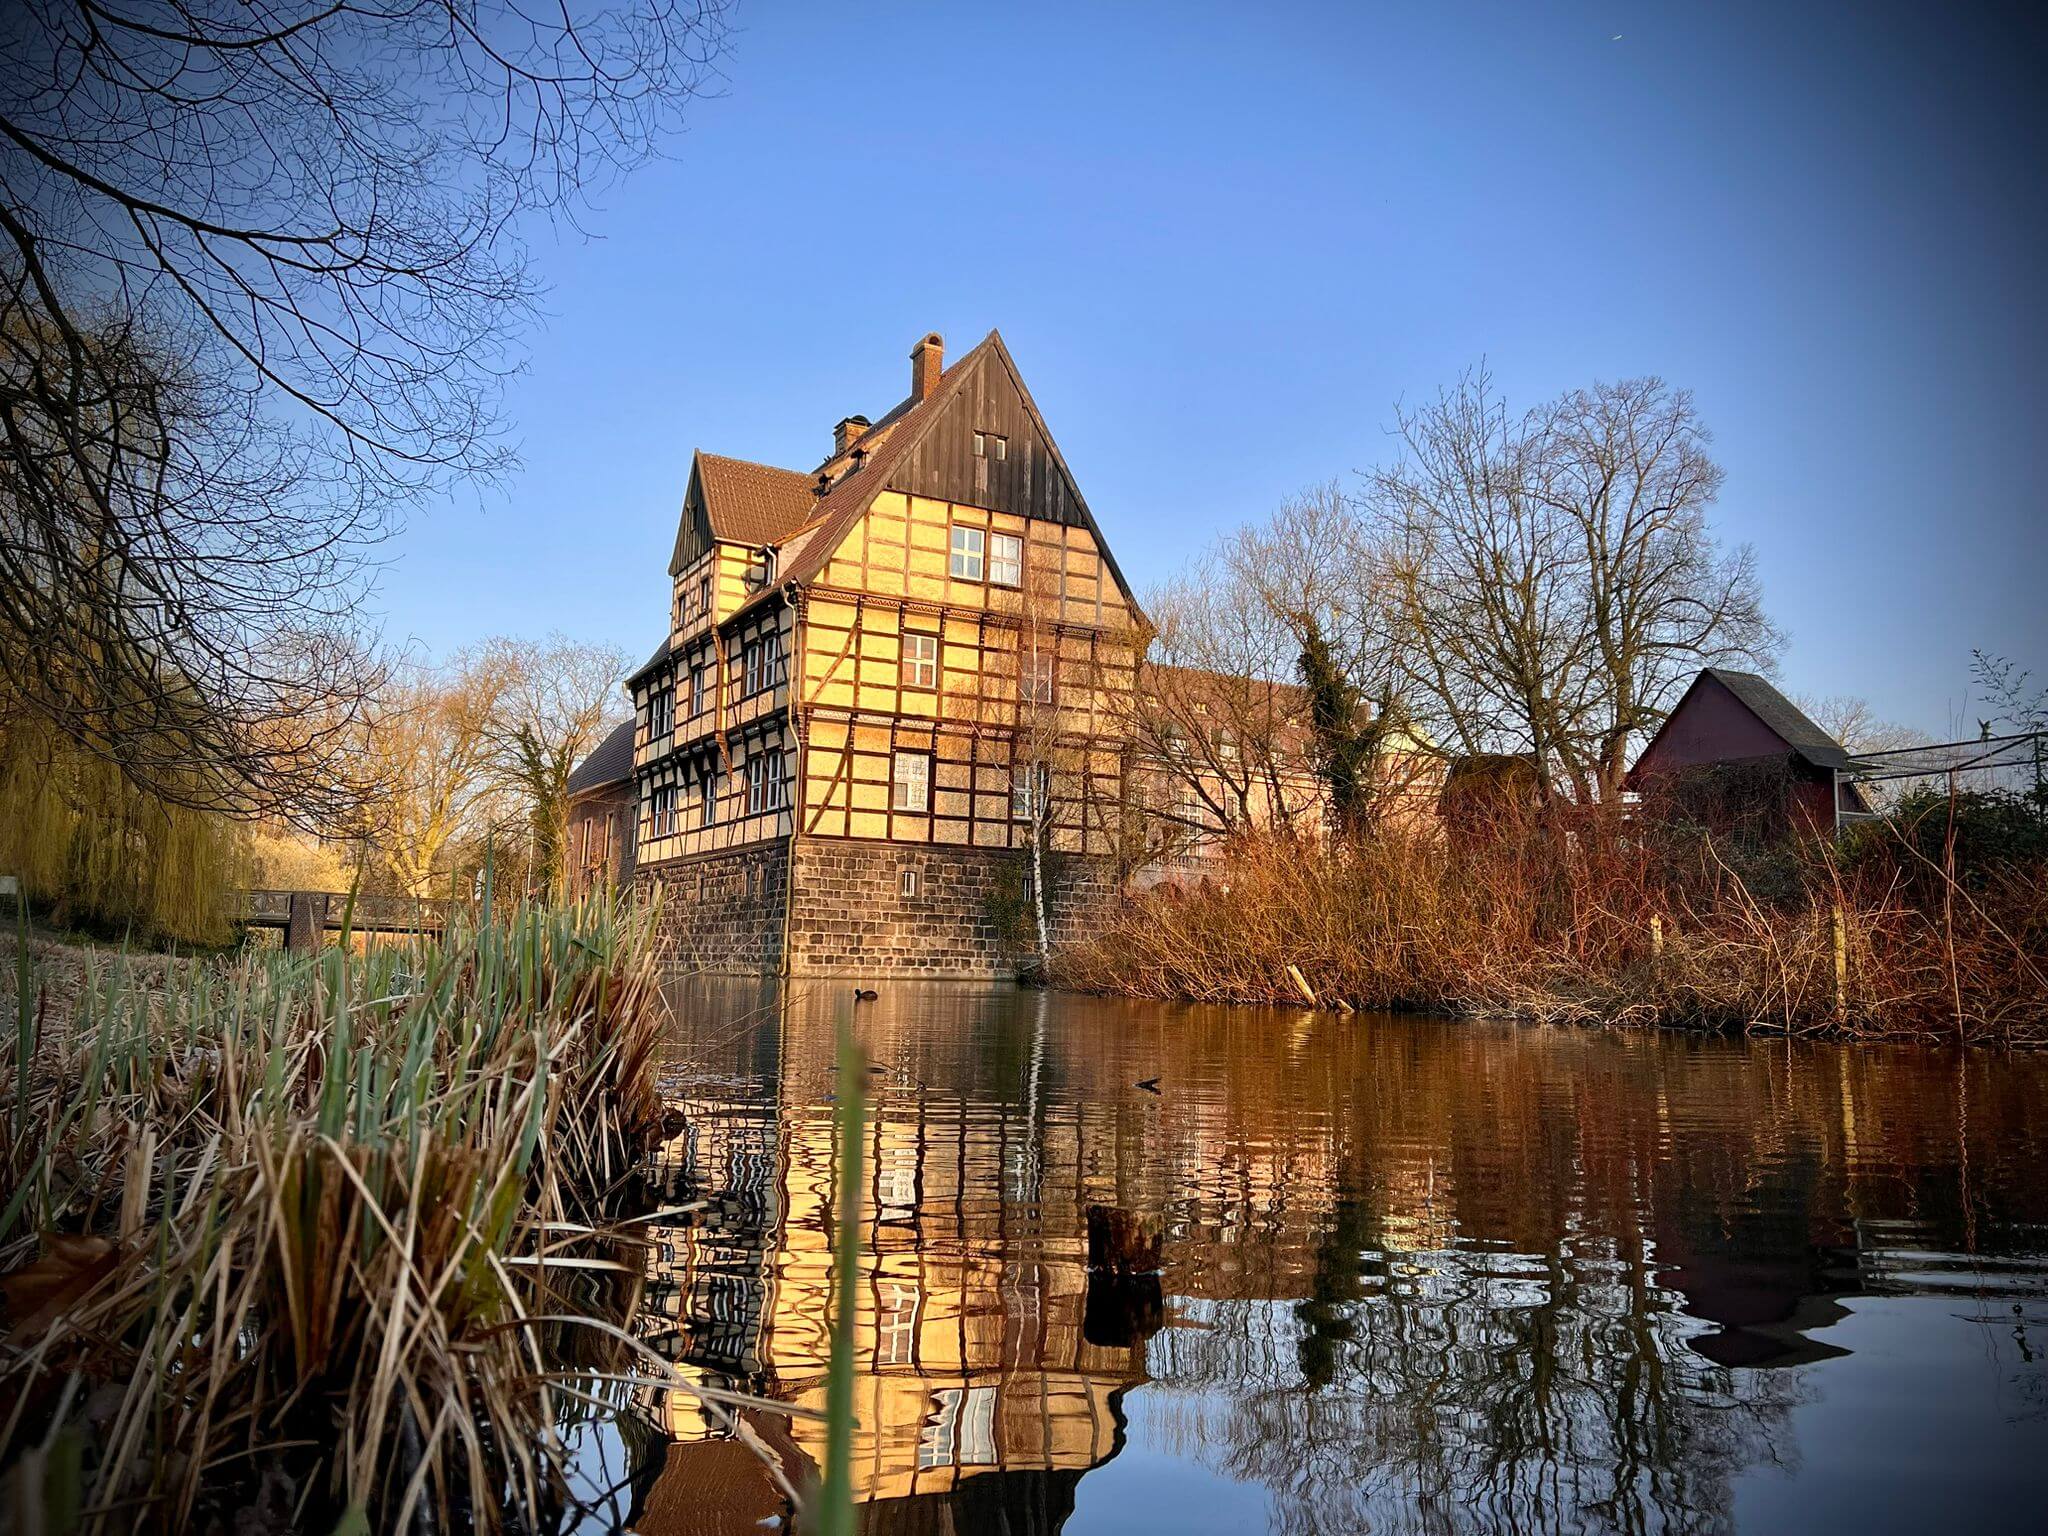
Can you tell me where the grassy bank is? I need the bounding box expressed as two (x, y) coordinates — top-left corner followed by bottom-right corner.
(0, 898), (690, 1532)
(1064, 805), (2048, 1046)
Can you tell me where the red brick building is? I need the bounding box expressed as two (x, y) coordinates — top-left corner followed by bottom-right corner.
(565, 718), (637, 897)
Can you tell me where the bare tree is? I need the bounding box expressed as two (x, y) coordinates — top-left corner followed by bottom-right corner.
(1971, 651), (2046, 737)
(1796, 694), (1929, 757)
(357, 648), (514, 898)
(0, 0), (729, 818)
(483, 634), (629, 895)
(1369, 368), (1778, 803)
(1119, 562), (1320, 850)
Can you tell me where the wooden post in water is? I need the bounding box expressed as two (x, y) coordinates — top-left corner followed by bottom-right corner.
(1084, 1203), (1165, 1348)
(1285, 963), (1317, 1008)
(1086, 1204), (1162, 1275)
(1831, 904), (1847, 1020)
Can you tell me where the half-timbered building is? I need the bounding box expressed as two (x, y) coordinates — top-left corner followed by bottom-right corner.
(624, 331), (1141, 975)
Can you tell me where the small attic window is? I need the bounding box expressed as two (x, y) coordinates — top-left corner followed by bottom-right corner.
(973, 432), (1007, 461)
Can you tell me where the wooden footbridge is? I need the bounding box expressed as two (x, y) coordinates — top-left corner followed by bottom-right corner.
(239, 890), (456, 952)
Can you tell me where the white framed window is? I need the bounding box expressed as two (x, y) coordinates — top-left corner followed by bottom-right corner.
(690, 663), (707, 716)
(742, 632), (782, 696)
(972, 432), (1008, 461)
(648, 684), (672, 739)
(1024, 648), (1055, 705)
(949, 524), (985, 581)
(891, 751), (930, 813)
(1011, 762), (1050, 821)
(902, 632), (938, 690)
(877, 1280), (921, 1367)
(649, 784), (678, 838)
(699, 772), (719, 827)
(918, 1387), (997, 1470)
(900, 867), (921, 898)
(695, 573), (711, 618)
(989, 531), (1023, 587)
(746, 751), (786, 814)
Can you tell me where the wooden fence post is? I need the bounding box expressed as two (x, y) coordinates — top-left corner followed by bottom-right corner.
(285, 892), (327, 954)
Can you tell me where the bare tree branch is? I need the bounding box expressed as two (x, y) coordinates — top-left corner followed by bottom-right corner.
(0, 0), (729, 819)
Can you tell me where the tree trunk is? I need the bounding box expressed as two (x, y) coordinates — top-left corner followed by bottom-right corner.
(1030, 815), (1051, 975)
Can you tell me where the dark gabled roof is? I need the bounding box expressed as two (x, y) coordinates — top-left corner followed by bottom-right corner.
(1700, 668), (1850, 770)
(623, 635), (672, 688)
(1624, 667), (1851, 790)
(738, 330), (1141, 621)
(566, 718), (635, 797)
(656, 330), (1140, 632)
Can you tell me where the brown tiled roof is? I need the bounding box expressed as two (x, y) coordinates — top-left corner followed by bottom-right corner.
(1145, 663), (1316, 755)
(1149, 663), (1309, 712)
(566, 718), (636, 796)
(677, 329), (1140, 631)
(696, 453), (817, 547)
(763, 335), (995, 597)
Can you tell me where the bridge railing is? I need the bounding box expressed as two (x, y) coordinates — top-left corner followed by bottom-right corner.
(239, 890), (456, 934)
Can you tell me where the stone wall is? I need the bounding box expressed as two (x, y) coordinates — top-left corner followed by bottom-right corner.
(786, 840), (1117, 979)
(636, 840), (791, 974)
(636, 836), (1119, 978)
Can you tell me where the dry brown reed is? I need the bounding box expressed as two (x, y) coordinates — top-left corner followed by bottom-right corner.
(1065, 809), (2048, 1046)
(0, 895), (723, 1533)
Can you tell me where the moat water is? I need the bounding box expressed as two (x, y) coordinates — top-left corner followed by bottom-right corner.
(563, 982), (2048, 1535)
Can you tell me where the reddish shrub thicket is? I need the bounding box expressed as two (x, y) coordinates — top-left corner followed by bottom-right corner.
(1063, 813), (2048, 1046)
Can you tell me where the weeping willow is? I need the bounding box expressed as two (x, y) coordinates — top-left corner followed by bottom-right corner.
(0, 706), (243, 946)
(1, 304), (252, 945)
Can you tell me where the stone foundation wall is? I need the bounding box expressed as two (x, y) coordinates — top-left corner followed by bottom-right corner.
(636, 836), (1119, 978)
(635, 840), (791, 974)
(787, 840), (1117, 979)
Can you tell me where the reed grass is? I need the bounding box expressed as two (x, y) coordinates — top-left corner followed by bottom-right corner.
(0, 895), (712, 1532)
(1067, 811), (2048, 1045)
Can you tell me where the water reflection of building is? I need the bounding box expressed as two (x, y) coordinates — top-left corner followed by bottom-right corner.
(629, 990), (1149, 1533)
(614, 982), (2048, 1536)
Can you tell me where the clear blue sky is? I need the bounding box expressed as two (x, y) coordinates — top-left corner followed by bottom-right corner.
(381, 0), (2046, 737)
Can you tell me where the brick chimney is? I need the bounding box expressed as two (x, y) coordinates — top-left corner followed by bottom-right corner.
(832, 415), (870, 457)
(910, 332), (944, 402)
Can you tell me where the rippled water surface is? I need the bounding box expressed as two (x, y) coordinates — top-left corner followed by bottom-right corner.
(569, 983), (2048, 1535)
